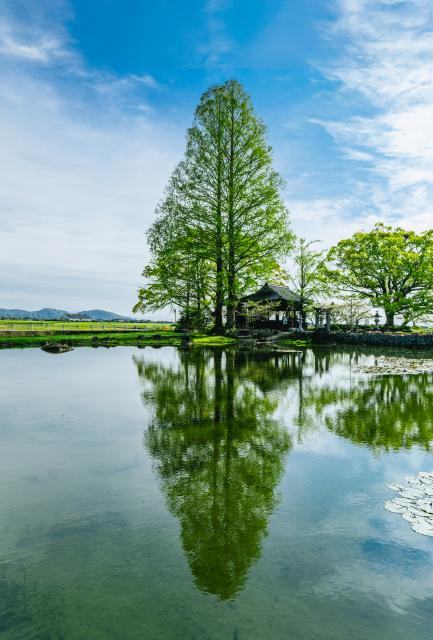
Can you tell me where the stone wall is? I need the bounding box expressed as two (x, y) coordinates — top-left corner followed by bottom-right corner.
(312, 329), (433, 348)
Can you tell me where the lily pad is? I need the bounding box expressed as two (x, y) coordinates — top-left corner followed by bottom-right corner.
(402, 512), (421, 524)
(384, 501), (406, 513)
(412, 522), (433, 537)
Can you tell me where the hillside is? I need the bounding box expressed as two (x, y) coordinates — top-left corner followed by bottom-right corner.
(0, 307), (133, 321)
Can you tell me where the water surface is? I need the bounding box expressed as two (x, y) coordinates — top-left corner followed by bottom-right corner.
(1, 345), (433, 639)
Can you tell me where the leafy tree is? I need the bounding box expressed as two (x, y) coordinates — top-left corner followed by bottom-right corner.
(236, 299), (281, 328)
(133, 212), (211, 329)
(220, 81), (293, 328)
(332, 297), (372, 329)
(287, 238), (329, 326)
(324, 224), (433, 327)
(135, 80), (293, 333)
(400, 308), (433, 328)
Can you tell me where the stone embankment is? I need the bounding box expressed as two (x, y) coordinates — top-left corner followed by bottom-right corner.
(312, 330), (433, 348)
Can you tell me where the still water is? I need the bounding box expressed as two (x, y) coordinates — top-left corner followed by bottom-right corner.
(1, 345), (433, 639)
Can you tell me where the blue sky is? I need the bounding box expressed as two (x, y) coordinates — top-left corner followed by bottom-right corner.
(1, 0), (432, 316)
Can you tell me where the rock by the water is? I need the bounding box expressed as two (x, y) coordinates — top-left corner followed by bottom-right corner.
(41, 343), (73, 354)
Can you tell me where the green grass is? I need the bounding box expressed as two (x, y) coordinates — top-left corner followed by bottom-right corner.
(0, 331), (177, 348)
(191, 336), (236, 346)
(0, 330), (236, 349)
(0, 322), (305, 350)
(276, 337), (311, 347)
(0, 320), (172, 332)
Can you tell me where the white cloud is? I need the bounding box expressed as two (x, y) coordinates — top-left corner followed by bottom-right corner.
(0, 73), (180, 315)
(131, 74), (161, 89)
(0, 31), (63, 62)
(0, 6), (180, 316)
(316, 0), (433, 230)
(0, 2), (76, 66)
(197, 0), (233, 66)
(287, 197), (379, 247)
(92, 73), (161, 99)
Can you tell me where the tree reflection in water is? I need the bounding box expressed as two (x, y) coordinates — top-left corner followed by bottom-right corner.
(134, 346), (433, 598)
(134, 348), (293, 600)
(293, 350), (433, 451)
(304, 369), (433, 451)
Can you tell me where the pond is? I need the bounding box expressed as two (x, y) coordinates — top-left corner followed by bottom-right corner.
(0, 345), (433, 639)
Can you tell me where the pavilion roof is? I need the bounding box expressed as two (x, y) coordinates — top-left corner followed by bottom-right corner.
(240, 282), (302, 304)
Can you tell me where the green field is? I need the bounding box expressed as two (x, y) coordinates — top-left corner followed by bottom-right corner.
(0, 320), (172, 332)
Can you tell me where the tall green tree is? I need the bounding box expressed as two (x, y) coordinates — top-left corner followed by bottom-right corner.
(135, 80), (293, 333)
(287, 238), (329, 326)
(324, 223), (433, 327)
(220, 81), (293, 328)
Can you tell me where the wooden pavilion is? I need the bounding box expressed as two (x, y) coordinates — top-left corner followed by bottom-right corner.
(236, 283), (302, 331)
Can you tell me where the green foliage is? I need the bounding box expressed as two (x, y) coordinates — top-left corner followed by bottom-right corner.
(331, 297), (372, 330)
(135, 80), (293, 332)
(133, 214), (212, 330)
(287, 238), (330, 322)
(236, 299), (281, 324)
(324, 223), (433, 327)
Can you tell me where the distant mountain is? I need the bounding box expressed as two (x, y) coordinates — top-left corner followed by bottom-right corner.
(79, 309), (131, 321)
(0, 307), (68, 320)
(0, 307), (133, 321)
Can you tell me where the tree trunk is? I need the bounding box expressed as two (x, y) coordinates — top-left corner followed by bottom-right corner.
(301, 309), (306, 329)
(225, 92), (236, 330)
(213, 93), (225, 335)
(185, 285), (190, 326)
(226, 261), (236, 329)
(385, 310), (395, 327)
(226, 303), (236, 329)
(214, 252), (224, 334)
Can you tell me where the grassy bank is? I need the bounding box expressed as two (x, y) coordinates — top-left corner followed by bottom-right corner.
(0, 330), (236, 349)
(0, 324), (309, 350)
(275, 337), (311, 347)
(0, 320), (171, 332)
